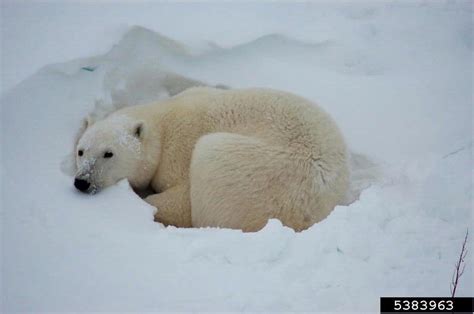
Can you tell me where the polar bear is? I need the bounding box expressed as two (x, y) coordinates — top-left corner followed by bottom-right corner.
(71, 87), (349, 232)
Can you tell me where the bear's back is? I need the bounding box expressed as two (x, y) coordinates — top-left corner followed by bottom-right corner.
(172, 87), (346, 159)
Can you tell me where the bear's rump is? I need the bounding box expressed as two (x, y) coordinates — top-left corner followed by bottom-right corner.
(189, 132), (337, 231)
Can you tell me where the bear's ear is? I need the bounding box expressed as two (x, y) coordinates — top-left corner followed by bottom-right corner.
(133, 121), (145, 140)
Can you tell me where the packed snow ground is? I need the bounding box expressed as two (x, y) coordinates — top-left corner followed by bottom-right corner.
(1, 1), (473, 312)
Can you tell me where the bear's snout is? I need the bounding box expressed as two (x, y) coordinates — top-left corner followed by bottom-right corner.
(74, 178), (91, 192)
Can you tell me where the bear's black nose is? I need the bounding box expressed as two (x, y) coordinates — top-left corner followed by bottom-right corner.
(74, 178), (90, 192)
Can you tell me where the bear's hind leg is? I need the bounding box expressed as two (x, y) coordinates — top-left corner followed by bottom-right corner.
(190, 132), (317, 232)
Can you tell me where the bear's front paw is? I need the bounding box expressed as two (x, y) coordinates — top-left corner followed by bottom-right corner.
(144, 195), (163, 222)
(144, 190), (192, 228)
(154, 208), (176, 226)
(153, 210), (163, 223)
(144, 194), (159, 208)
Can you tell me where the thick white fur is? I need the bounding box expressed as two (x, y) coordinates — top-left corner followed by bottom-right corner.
(72, 87), (350, 232)
(60, 69), (227, 176)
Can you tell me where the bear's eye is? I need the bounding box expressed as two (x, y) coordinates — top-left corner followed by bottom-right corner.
(103, 152), (114, 159)
(78, 150), (83, 157)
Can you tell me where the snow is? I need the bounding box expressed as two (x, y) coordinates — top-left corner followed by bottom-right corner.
(1, 1), (473, 312)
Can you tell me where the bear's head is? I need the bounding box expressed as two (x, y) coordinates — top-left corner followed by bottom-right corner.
(70, 114), (155, 194)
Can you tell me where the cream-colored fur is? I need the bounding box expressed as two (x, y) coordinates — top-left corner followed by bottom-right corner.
(73, 87), (349, 232)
